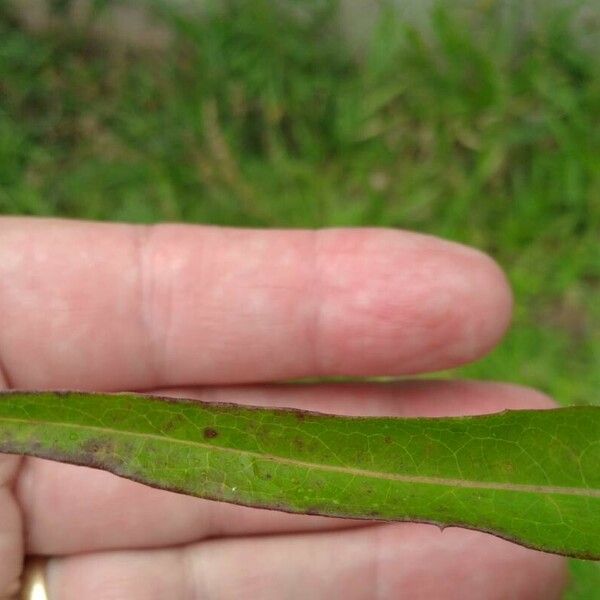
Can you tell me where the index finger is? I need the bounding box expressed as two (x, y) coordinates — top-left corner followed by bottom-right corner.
(0, 218), (512, 390)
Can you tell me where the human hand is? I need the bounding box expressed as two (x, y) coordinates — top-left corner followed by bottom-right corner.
(0, 219), (566, 599)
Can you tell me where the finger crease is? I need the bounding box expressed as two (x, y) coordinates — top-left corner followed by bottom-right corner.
(309, 230), (326, 377)
(181, 544), (209, 600)
(134, 225), (165, 388)
(372, 525), (385, 600)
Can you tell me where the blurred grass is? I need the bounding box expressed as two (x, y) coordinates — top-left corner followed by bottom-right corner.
(0, 0), (599, 595)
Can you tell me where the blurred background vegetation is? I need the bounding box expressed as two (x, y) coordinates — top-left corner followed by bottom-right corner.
(0, 0), (599, 595)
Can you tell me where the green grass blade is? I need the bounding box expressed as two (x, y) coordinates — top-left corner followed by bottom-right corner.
(0, 391), (598, 559)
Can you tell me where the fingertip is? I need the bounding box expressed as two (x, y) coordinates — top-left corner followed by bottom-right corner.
(318, 230), (514, 375)
(454, 244), (514, 362)
(420, 238), (514, 368)
(377, 380), (559, 417)
(376, 524), (568, 600)
(477, 382), (559, 410)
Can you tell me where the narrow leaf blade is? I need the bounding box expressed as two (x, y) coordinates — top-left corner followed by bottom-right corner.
(0, 391), (598, 559)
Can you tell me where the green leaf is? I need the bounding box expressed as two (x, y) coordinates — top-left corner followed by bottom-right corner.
(0, 391), (598, 559)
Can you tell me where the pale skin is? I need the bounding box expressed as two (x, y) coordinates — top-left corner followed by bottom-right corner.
(0, 218), (567, 599)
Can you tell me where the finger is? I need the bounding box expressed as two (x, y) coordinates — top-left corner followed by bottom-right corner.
(16, 381), (555, 555)
(0, 458), (22, 599)
(46, 524), (567, 600)
(0, 372), (22, 597)
(0, 219), (512, 389)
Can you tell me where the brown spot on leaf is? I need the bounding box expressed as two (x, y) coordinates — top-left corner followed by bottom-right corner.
(78, 437), (128, 471)
(163, 413), (186, 432)
(82, 440), (100, 454)
(203, 427), (218, 439)
(81, 437), (116, 456)
(384, 436), (392, 445)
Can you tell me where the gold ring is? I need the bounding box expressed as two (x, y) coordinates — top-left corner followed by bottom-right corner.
(19, 557), (49, 600)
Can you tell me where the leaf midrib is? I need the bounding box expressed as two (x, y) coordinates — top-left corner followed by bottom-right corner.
(2, 416), (599, 498)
